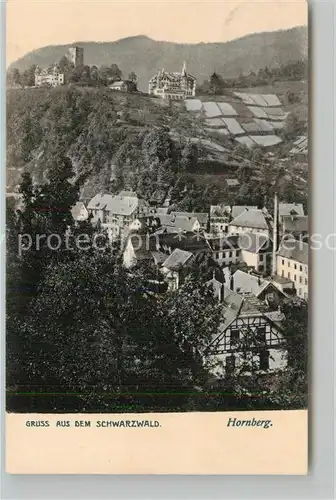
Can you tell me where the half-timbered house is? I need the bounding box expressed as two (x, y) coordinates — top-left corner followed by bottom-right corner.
(205, 288), (287, 378)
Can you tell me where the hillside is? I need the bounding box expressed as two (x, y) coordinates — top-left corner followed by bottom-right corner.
(9, 27), (307, 92)
(6, 80), (308, 211)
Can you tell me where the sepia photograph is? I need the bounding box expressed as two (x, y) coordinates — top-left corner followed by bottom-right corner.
(6, 0), (308, 417)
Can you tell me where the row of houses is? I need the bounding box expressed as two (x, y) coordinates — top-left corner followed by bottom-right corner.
(69, 190), (308, 377)
(71, 191), (308, 300)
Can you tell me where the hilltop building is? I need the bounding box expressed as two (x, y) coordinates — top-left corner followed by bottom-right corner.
(67, 46), (84, 68)
(108, 80), (137, 93)
(148, 62), (196, 100)
(34, 64), (64, 87)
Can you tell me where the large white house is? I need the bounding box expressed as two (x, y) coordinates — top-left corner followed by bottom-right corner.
(276, 239), (308, 300)
(87, 191), (148, 237)
(228, 209), (272, 237)
(148, 62), (196, 100)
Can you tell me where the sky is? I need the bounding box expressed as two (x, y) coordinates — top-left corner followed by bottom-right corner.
(6, 0), (308, 66)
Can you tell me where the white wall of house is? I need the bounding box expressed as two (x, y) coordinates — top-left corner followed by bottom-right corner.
(276, 255), (308, 299)
(208, 348), (288, 378)
(228, 225), (269, 237)
(212, 249), (239, 266)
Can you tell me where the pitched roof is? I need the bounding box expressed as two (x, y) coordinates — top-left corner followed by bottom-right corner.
(109, 81), (127, 88)
(279, 203), (304, 217)
(231, 205), (258, 218)
(158, 215), (200, 232)
(226, 178), (240, 187)
(232, 270), (266, 294)
(151, 251), (168, 266)
(71, 201), (88, 221)
(162, 248), (194, 271)
(282, 215), (308, 233)
(230, 209), (269, 230)
(277, 239), (309, 265)
(157, 232), (210, 253)
(88, 192), (147, 216)
(237, 232), (272, 253)
(206, 235), (239, 251)
(171, 212), (209, 224)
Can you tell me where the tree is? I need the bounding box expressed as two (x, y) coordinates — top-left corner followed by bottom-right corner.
(7, 250), (223, 412)
(128, 71), (137, 82)
(282, 112), (303, 140)
(237, 164), (253, 184)
(180, 142), (198, 172)
(58, 55), (71, 72)
(20, 65), (36, 87)
(209, 72), (223, 94)
(7, 68), (21, 87)
(110, 64), (123, 81)
(90, 65), (99, 82)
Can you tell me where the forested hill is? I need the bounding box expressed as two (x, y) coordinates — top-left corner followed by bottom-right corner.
(7, 86), (222, 209)
(6, 84), (308, 212)
(9, 26), (307, 91)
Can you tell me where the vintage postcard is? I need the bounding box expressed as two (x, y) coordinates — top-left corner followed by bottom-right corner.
(6, 0), (308, 474)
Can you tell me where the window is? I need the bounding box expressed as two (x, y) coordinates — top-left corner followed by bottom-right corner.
(288, 272), (291, 279)
(299, 276), (302, 284)
(294, 264), (297, 270)
(294, 274), (297, 281)
(230, 328), (239, 343)
(229, 251), (233, 258)
(299, 288), (302, 296)
(288, 261), (291, 267)
(281, 270), (284, 277)
(257, 326), (266, 343)
(259, 350), (269, 370)
(259, 254), (264, 261)
(300, 265), (303, 272)
(305, 278), (308, 285)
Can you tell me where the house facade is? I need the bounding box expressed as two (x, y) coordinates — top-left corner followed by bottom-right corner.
(206, 289), (287, 378)
(238, 233), (272, 274)
(228, 209), (272, 237)
(276, 240), (308, 300)
(207, 235), (240, 267)
(161, 248), (194, 291)
(148, 62), (196, 100)
(109, 80), (136, 92)
(87, 191), (149, 237)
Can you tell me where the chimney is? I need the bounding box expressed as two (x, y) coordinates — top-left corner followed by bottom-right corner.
(219, 283), (224, 303)
(272, 192), (278, 276)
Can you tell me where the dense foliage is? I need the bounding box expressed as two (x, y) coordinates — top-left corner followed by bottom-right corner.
(7, 165), (226, 412)
(199, 60), (308, 94)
